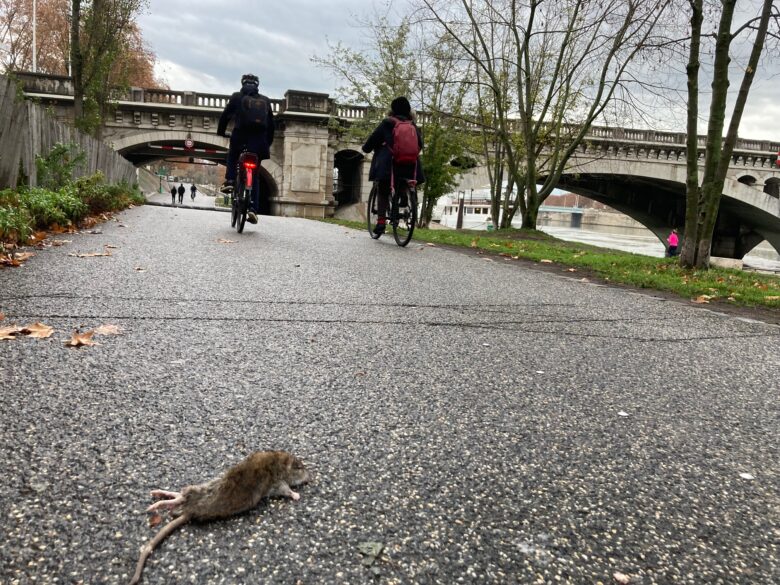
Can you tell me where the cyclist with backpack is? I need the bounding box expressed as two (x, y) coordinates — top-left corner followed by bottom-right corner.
(217, 73), (275, 224)
(362, 96), (424, 236)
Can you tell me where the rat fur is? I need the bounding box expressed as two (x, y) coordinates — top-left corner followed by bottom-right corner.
(129, 450), (310, 585)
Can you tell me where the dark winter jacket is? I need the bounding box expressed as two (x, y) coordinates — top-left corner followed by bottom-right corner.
(362, 116), (425, 184)
(177, 184), (185, 196)
(217, 83), (275, 160)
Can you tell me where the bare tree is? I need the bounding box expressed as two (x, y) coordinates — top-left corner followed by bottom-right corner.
(680, 0), (779, 268)
(423, 0), (669, 229)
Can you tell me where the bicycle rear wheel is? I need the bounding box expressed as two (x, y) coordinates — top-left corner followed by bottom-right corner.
(392, 187), (417, 247)
(366, 184), (381, 239)
(236, 189), (249, 233)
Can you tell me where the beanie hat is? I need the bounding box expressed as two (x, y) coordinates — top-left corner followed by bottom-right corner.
(391, 96), (412, 117)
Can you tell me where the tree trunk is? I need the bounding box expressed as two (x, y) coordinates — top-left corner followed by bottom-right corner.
(679, 0), (702, 268)
(70, 0), (83, 122)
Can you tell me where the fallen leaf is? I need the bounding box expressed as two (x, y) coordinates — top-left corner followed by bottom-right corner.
(69, 250), (112, 258)
(618, 411), (629, 417)
(426, 242), (436, 247)
(93, 324), (122, 336)
(470, 239), (478, 248)
(105, 244), (119, 249)
(21, 322), (55, 339)
(65, 330), (97, 348)
(739, 472), (755, 480)
(355, 371), (366, 377)
(566, 268), (577, 272)
(0, 312), (4, 321)
(540, 259), (553, 264)
(134, 266), (146, 272)
(148, 513), (162, 527)
(50, 239), (71, 246)
(14, 252), (35, 262)
(217, 238), (236, 244)
(764, 296), (780, 301)
(691, 295), (712, 304)
(0, 325), (22, 340)
(613, 572), (631, 584)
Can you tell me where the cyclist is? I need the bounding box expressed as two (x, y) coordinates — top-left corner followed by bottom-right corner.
(217, 73), (275, 224)
(361, 96), (424, 236)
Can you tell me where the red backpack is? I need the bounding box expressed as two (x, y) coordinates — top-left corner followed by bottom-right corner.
(390, 117), (420, 164)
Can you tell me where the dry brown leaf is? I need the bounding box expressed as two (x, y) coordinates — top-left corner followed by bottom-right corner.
(566, 268), (577, 272)
(134, 266), (146, 272)
(470, 239), (478, 248)
(50, 239), (71, 247)
(613, 572), (631, 585)
(540, 259), (553, 264)
(425, 242), (436, 247)
(217, 238), (237, 244)
(105, 244), (119, 249)
(65, 330), (97, 348)
(94, 324), (122, 336)
(69, 250), (112, 258)
(148, 513), (162, 528)
(0, 312), (4, 321)
(692, 295), (712, 304)
(0, 325), (22, 340)
(14, 252), (35, 262)
(21, 322), (55, 339)
(765, 295), (780, 301)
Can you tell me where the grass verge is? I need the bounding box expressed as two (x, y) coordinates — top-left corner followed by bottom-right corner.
(318, 218), (780, 310)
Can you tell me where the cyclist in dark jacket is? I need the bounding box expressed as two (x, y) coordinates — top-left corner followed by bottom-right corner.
(362, 96), (424, 236)
(217, 73), (275, 224)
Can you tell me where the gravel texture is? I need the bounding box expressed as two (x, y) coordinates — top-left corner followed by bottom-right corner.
(1, 205), (778, 584)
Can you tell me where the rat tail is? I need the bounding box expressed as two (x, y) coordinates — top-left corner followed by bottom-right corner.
(129, 513), (189, 585)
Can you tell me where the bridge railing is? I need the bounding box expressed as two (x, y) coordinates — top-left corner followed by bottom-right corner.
(13, 71), (779, 154)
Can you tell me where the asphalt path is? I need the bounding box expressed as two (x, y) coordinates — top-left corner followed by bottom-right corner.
(1, 204), (778, 584)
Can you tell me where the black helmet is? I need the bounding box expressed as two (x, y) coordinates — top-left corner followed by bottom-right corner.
(241, 73), (259, 86)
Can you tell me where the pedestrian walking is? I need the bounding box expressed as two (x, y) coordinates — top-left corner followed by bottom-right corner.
(170, 186), (177, 205)
(667, 228), (679, 257)
(190, 184), (197, 201)
(177, 183), (185, 205)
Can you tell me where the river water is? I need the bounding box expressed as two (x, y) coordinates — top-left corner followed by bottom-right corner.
(537, 221), (780, 272)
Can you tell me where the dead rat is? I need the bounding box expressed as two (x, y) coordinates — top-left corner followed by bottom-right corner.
(129, 450), (310, 585)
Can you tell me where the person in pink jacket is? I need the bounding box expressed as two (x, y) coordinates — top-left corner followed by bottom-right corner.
(667, 228), (679, 257)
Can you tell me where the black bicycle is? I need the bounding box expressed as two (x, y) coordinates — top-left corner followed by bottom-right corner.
(230, 150), (259, 233)
(367, 179), (418, 246)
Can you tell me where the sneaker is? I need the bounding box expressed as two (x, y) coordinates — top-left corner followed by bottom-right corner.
(247, 211), (258, 224)
(220, 180), (235, 193)
(373, 222), (386, 236)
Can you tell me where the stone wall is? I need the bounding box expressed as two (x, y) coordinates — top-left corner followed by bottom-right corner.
(0, 75), (137, 189)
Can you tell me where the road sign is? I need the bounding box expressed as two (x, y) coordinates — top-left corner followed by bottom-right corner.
(184, 139), (194, 149)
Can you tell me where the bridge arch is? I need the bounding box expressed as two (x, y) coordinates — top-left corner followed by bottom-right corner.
(333, 149), (365, 208)
(109, 131), (229, 165)
(551, 158), (780, 258)
(738, 174), (757, 186)
(765, 178), (780, 199)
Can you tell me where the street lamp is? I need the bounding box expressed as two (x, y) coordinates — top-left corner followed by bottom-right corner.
(456, 191), (465, 230)
(32, 0), (37, 73)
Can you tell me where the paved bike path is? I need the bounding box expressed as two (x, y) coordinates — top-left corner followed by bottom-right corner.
(1, 204), (778, 583)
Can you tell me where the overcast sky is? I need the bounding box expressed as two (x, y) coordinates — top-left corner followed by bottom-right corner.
(137, 0), (780, 142)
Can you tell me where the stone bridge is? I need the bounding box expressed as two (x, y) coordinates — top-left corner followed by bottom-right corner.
(15, 71), (780, 258)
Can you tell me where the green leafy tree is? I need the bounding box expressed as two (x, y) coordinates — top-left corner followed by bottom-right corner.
(314, 13), (469, 224)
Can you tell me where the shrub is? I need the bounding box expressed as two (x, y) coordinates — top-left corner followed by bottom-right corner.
(0, 205), (32, 242)
(18, 186), (87, 229)
(35, 142), (86, 190)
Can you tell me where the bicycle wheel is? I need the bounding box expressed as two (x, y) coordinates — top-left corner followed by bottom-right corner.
(366, 184), (381, 239)
(236, 188), (249, 233)
(392, 187), (417, 247)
